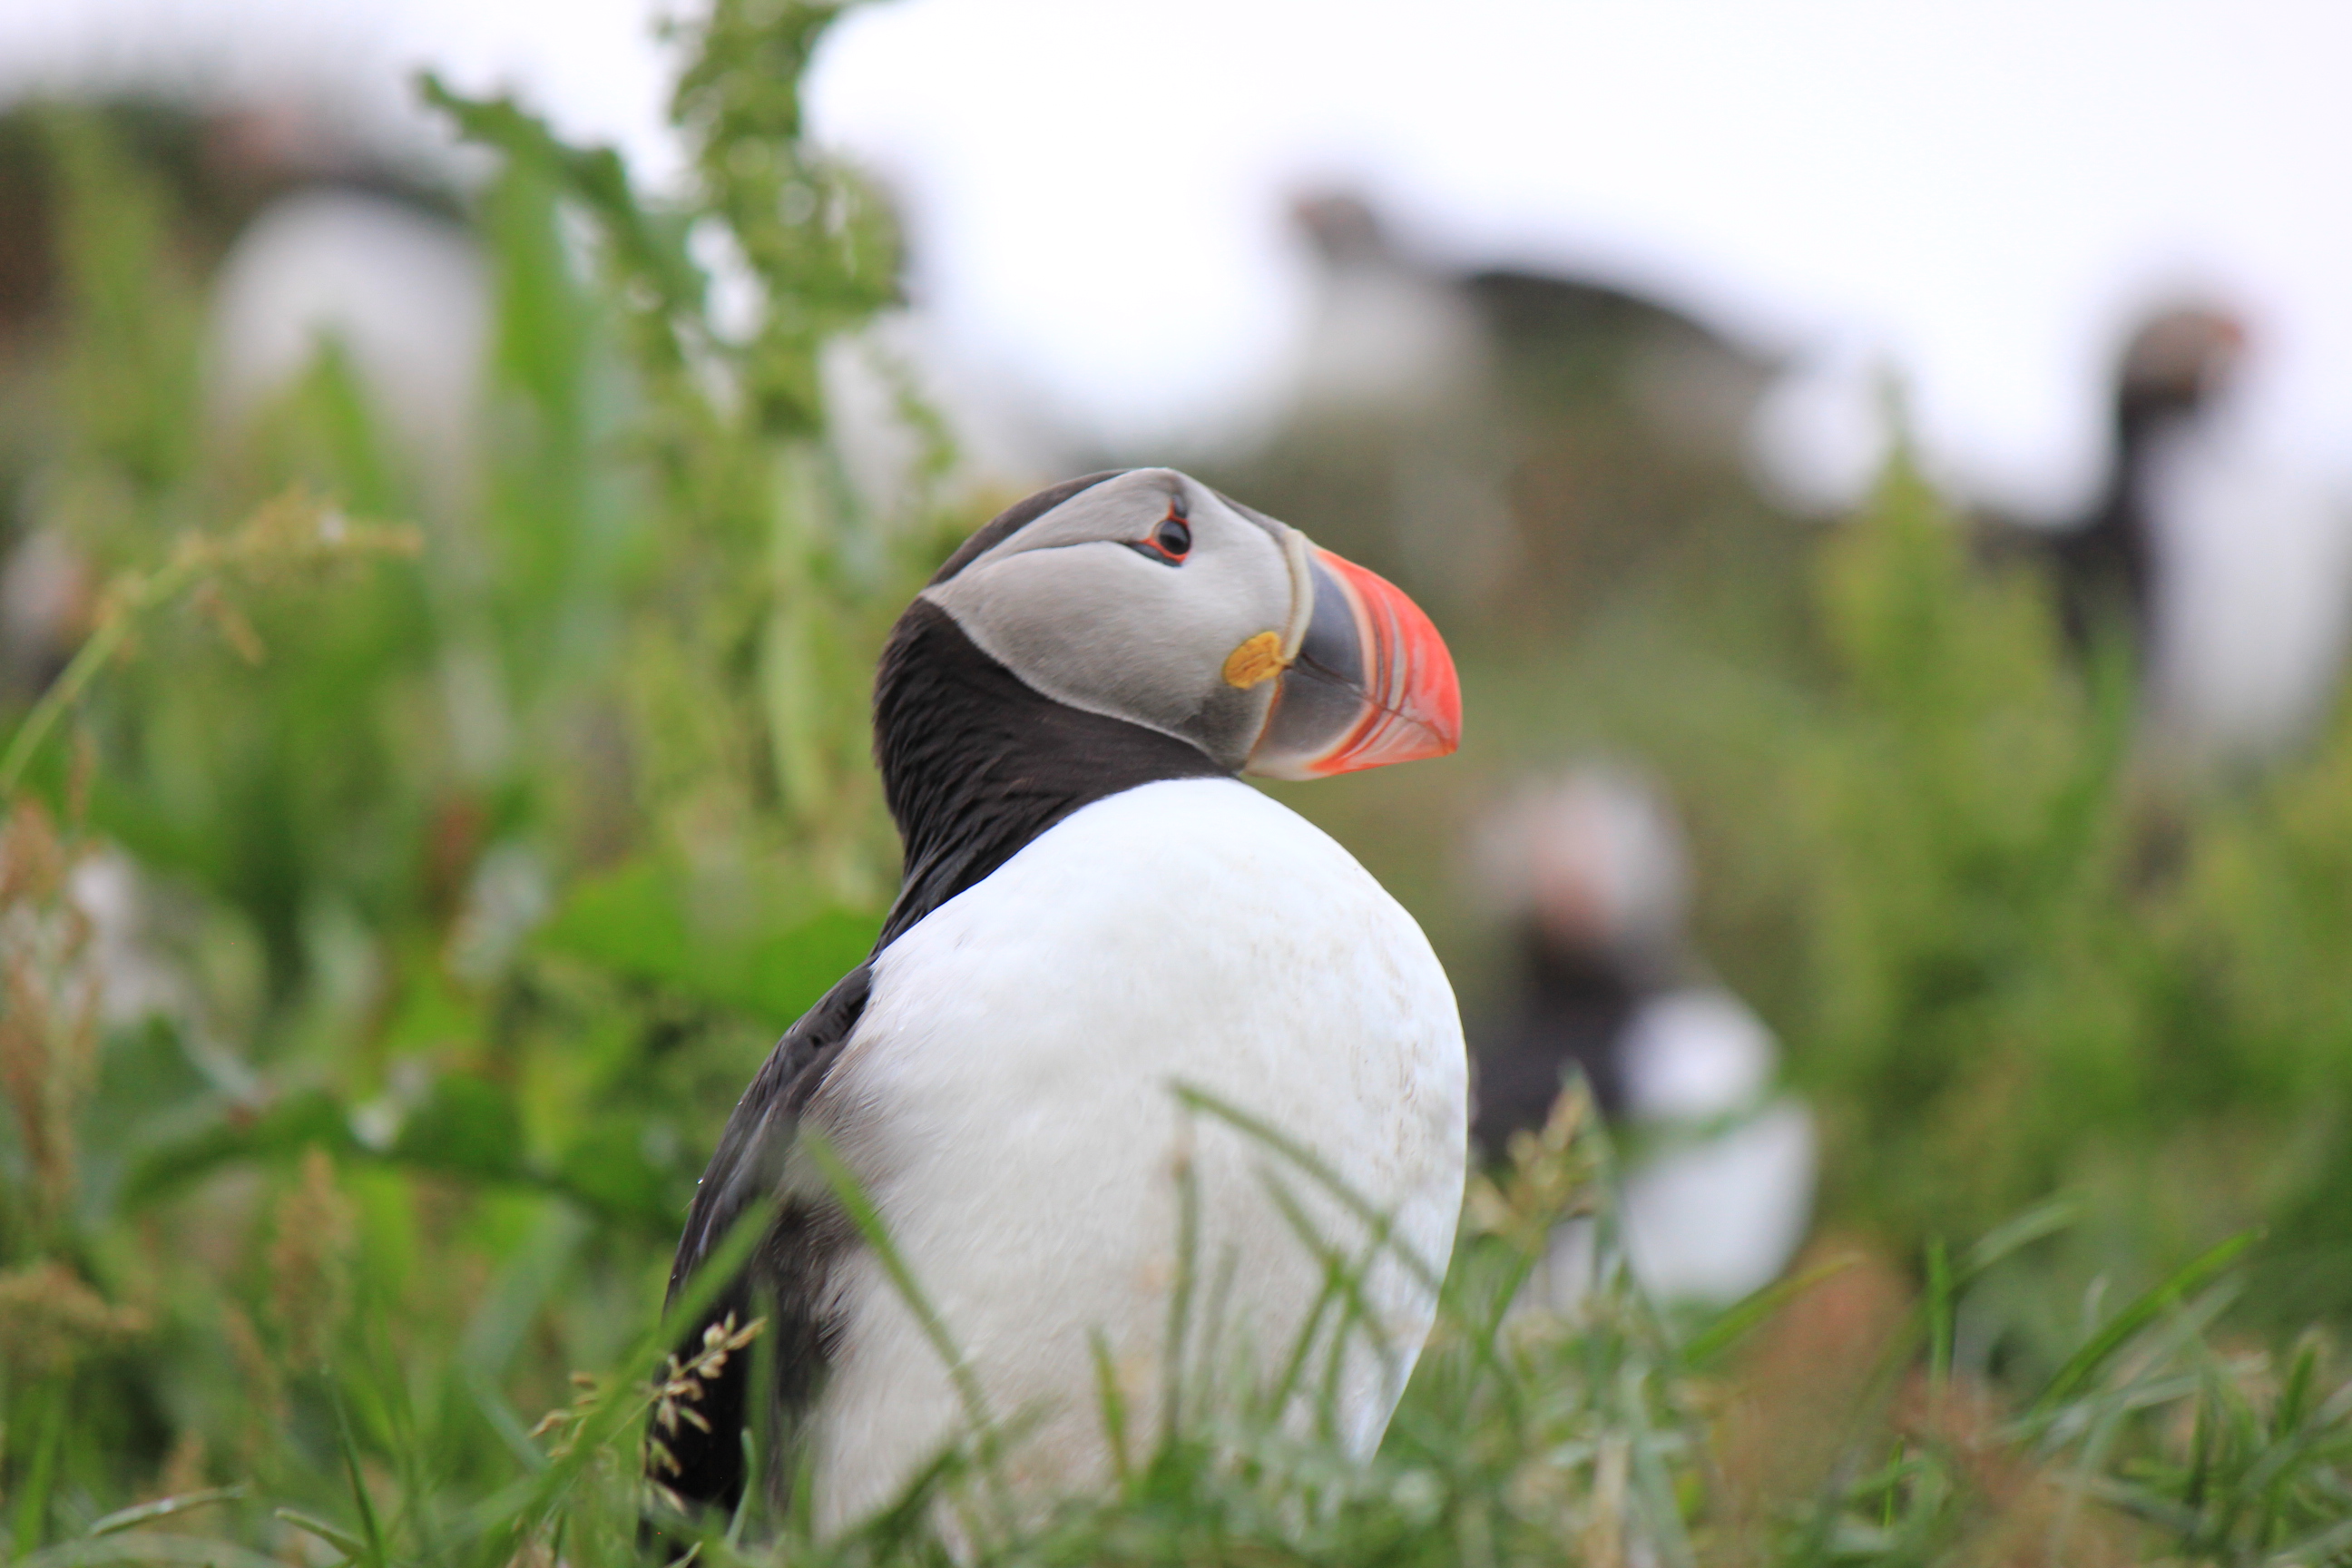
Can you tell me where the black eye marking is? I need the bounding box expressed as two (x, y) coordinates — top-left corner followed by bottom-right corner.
(1127, 511), (1192, 565)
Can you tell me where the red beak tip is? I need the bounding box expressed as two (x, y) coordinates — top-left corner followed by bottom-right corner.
(1308, 549), (1463, 775)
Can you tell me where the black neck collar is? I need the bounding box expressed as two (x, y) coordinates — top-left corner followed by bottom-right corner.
(868, 599), (1230, 950)
(2070, 384), (2204, 612)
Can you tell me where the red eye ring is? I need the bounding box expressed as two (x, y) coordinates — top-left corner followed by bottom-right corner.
(1130, 513), (1192, 564)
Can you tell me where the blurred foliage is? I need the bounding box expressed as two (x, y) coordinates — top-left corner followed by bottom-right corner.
(4, 0), (2352, 1559)
(0, 0), (958, 1545)
(1795, 457), (2352, 1338)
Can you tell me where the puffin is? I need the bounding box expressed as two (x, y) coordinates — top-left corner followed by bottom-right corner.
(1982, 303), (2352, 760)
(1468, 768), (1813, 1308)
(1224, 190), (1784, 621)
(650, 469), (1468, 1537)
(2045, 304), (2247, 659)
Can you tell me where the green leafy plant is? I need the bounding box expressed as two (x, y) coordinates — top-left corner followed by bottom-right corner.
(6, 0), (2352, 1561)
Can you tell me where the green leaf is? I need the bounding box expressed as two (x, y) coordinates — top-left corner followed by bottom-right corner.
(389, 1073), (525, 1181)
(120, 1089), (358, 1210)
(551, 1118), (686, 1230)
(537, 855), (878, 1026)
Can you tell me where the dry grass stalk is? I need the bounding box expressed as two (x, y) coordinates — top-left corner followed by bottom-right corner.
(1464, 1082), (1598, 1256)
(266, 1145), (357, 1369)
(0, 1258), (149, 1378)
(0, 797), (100, 1232)
(0, 488), (423, 800)
(640, 1311), (767, 1480)
(1578, 1434), (1632, 1568)
(220, 1300), (286, 1468)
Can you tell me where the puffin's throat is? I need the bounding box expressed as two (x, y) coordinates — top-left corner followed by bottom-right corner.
(869, 600), (1227, 950)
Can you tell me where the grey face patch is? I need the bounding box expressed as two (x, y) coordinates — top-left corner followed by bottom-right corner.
(920, 469), (1299, 770)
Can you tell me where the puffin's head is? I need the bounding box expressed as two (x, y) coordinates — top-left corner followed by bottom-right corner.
(1472, 765), (1689, 966)
(2119, 304), (2246, 417)
(916, 467), (1460, 778)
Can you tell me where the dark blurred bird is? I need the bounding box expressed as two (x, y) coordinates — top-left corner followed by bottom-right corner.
(1220, 191), (1785, 624)
(1239, 193), (1508, 605)
(2042, 305), (2248, 657)
(1468, 767), (1813, 1308)
(1995, 303), (2352, 760)
(652, 470), (1466, 1537)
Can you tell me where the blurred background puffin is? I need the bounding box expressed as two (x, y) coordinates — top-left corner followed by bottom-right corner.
(1468, 765), (1816, 1309)
(1994, 301), (2352, 766)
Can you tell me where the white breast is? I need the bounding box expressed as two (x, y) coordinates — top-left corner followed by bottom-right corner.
(801, 778), (1465, 1532)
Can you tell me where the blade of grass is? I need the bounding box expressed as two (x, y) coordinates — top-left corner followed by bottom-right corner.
(486, 1195), (777, 1562)
(1090, 1328), (1133, 1489)
(328, 1376), (390, 1568)
(274, 1509), (368, 1559)
(1170, 1083), (1445, 1298)
(1258, 1166), (1407, 1437)
(1161, 1121), (1201, 1454)
(733, 1296), (779, 1544)
(464, 1369), (552, 1474)
(1926, 1237), (1954, 1394)
(1614, 1361), (1699, 1568)
(1959, 1197), (2079, 1282)
(798, 1126), (1010, 1528)
(2031, 1231), (2259, 1416)
(18, 1538), (288, 1568)
(2265, 1512), (2352, 1565)
(13, 1384), (63, 1555)
(87, 1490), (250, 1538)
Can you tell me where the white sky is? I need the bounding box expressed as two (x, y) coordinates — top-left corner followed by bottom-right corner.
(4, 0), (2348, 514)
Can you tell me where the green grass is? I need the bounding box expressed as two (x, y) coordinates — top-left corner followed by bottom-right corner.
(5, 1), (2352, 1560)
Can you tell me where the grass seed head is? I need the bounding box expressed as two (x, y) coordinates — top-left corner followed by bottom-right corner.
(266, 1145), (355, 1368)
(0, 1258), (149, 1378)
(0, 799), (101, 1233)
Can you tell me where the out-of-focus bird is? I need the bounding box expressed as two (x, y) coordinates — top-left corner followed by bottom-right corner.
(651, 469), (1466, 1538)
(1231, 192), (1510, 607)
(1469, 767), (1814, 1308)
(2043, 305), (2248, 657)
(2005, 303), (2352, 760)
(1213, 191), (1788, 629)
(206, 184), (486, 498)
(0, 95), (481, 692)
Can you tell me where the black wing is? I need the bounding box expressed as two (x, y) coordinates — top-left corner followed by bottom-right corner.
(647, 963), (875, 1534)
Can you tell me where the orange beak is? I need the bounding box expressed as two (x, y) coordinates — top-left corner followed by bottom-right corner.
(1245, 545), (1462, 780)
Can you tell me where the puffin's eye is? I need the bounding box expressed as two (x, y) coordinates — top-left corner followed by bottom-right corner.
(1123, 510), (1193, 565)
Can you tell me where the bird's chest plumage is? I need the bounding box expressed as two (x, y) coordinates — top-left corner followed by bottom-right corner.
(800, 778), (1465, 1528)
